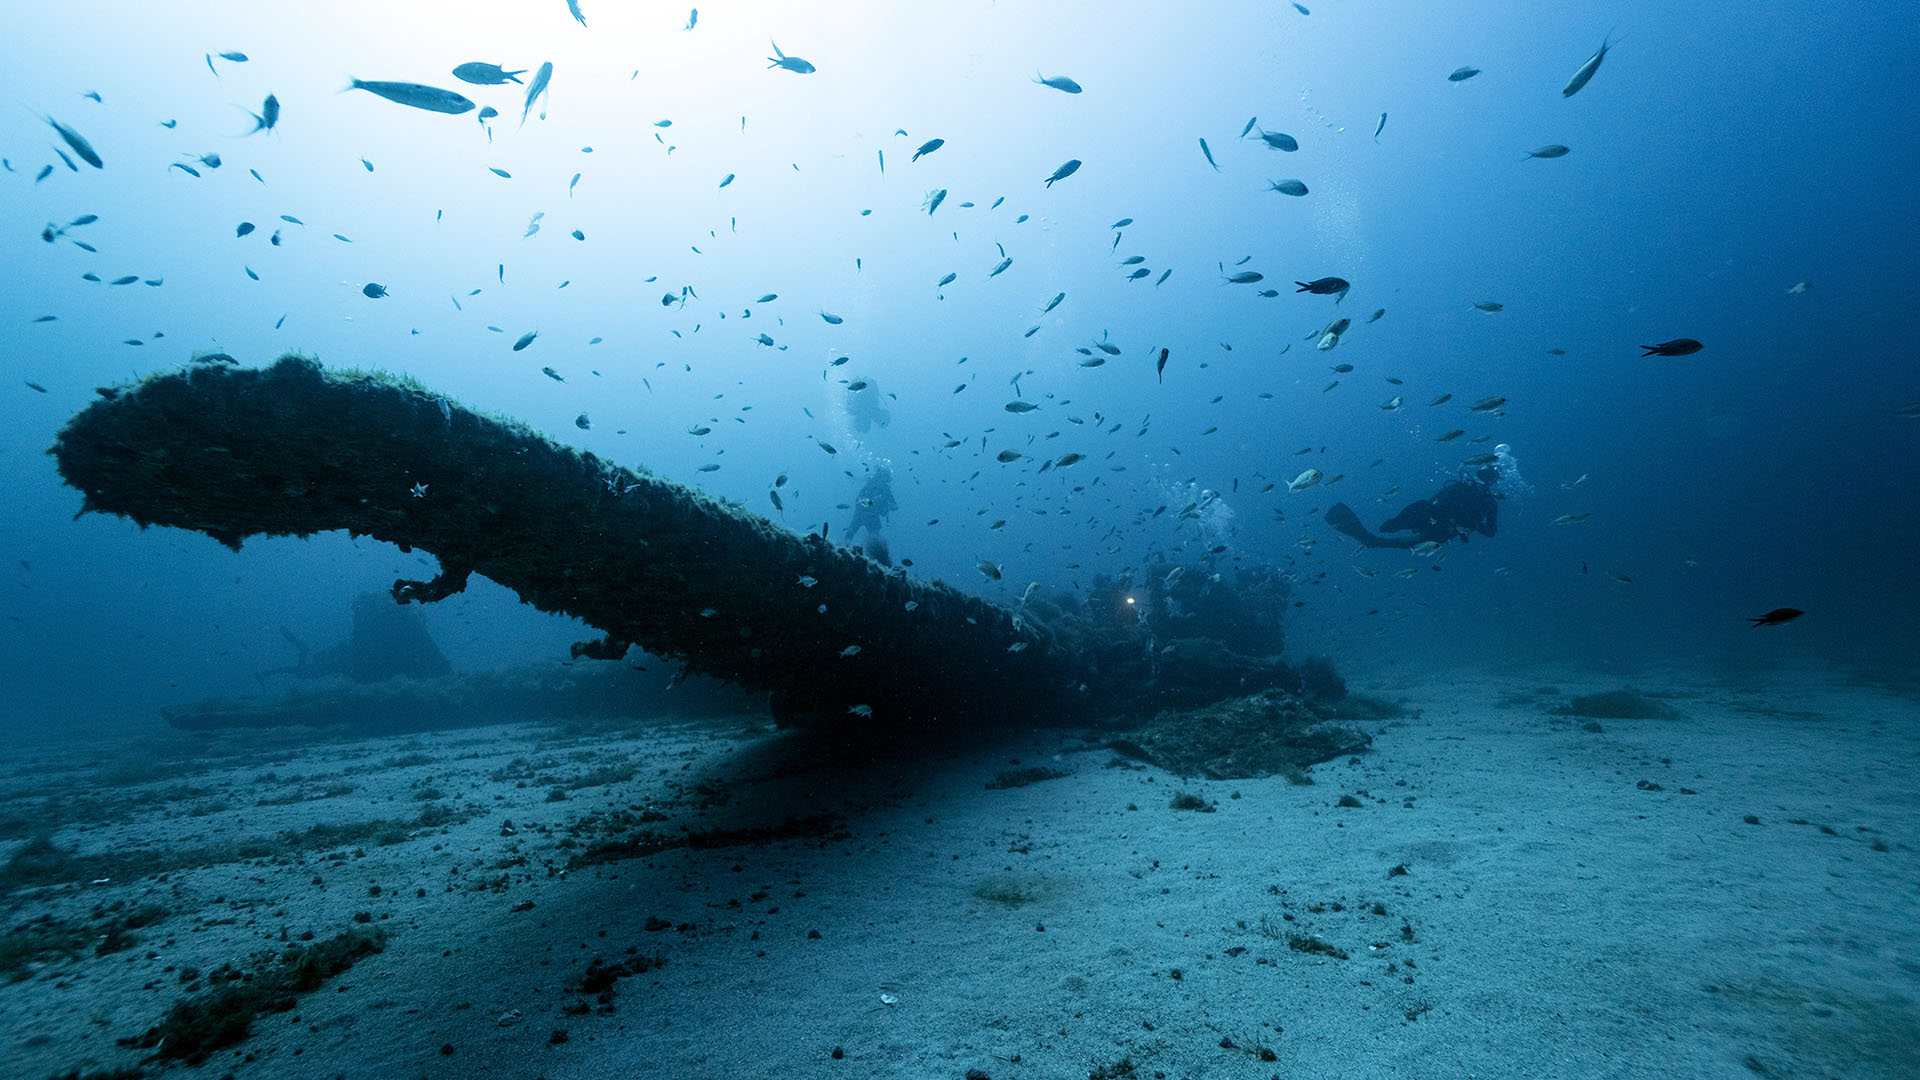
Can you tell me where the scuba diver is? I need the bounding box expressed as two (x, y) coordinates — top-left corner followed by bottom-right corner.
(846, 377), (892, 433)
(1325, 465), (1501, 550)
(842, 464), (898, 565)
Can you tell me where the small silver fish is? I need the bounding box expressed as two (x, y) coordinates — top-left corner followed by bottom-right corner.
(452, 62), (526, 85)
(768, 40), (814, 74)
(1562, 30), (1619, 98)
(521, 62), (553, 126)
(41, 115), (102, 168)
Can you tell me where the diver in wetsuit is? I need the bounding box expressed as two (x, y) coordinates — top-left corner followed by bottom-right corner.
(842, 465), (898, 565)
(1325, 466), (1501, 550)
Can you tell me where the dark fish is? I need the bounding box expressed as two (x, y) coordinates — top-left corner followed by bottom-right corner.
(1239, 116), (1258, 138)
(1198, 137), (1220, 171)
(168, 162), (200, 177)
(566, 0), (587, 26)
(363, 282), (388, 298)
(937, 272), (957, 287)
(1523, 145), (1570, 159)
(478, 105), (499, 121)
(1127, 268), (1151, 280)
(542, 367), (565, 382)
(25, 379), (48, 391)
(41, 115), (102, 168)
(1295, 276), (1351, 301)
(924, 187), (945, 214)
(1222, 272), (1263, 284)
(1040, 291), (1065, 314)
(246, 93), (279, 135)
(1267, 179), (1308, 196)
(911, 138), (944, 161)
(521, 62), (553, 126)
(768, 40), (814, 74)
(1111, 218), (1132, 228)
(1293, 2), (1310, 12)
(219, 51), (249, 62)
(1748, 608), (1803, 627)
(819, 311), (843, 324)
(718, 172), (734, 188)
(513, 330), (538, 350)
(490, 167), (512, 178)
(1154, 268), (1171, 287)
(348, 79), (476, 114)
(235, 221), (255, 237)
(1044, 159), (1080, 186)
(1156, 347), (1169, 383)
(453, 62), (526, 85)
(1033, 72), (1081, 93)
(1449, 65), (1481, 82)
(1640, 338), (1703, 357)
(109, 275), (139, 285)
(684, 9), (698, 31)
(575, 413), (591, 430)
(1563, 30), (1619, 98)
(989, 257), (1012, 278)
(1256, 129), (1298, 152)
(1373, 113), (1387, 141)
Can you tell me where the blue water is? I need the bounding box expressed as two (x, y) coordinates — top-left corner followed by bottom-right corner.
(3, 0), (1916, 724)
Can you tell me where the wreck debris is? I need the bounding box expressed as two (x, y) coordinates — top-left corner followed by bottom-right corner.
(52, 355), (1074, 726)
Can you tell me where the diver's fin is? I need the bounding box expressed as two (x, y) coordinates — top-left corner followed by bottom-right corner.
(1324, 502), (1418, 549)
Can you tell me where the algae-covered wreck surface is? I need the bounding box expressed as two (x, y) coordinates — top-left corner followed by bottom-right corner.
(53, 354), (1088, 728)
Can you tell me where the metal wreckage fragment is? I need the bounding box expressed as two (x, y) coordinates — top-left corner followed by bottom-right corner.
(51, 354), (1072, 725)
(51, 354), (1372, 767)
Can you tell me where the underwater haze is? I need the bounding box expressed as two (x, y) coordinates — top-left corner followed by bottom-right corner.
(5, 5), (1920, 1080)
(3, 0), (1918, 722)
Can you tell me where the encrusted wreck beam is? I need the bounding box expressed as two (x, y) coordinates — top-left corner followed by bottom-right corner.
(52, 355), (1080, 726)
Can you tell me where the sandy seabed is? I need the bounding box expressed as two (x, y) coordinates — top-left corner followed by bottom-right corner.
(2, 661), (1916, 1080)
